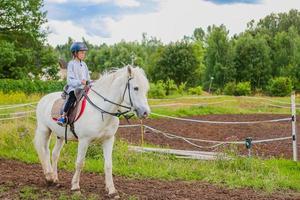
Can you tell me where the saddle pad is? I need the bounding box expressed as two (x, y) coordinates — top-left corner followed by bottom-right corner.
(51, 98), (65, 120)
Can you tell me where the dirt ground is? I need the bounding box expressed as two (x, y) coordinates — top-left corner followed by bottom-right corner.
(1, 159), (300, 200)
(118, 114), (298, 159)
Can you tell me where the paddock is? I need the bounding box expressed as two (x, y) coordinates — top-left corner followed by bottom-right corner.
(1, 95), (300, 199)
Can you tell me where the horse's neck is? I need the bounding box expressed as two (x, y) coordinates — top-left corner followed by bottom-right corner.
(88, 75), (126, 115)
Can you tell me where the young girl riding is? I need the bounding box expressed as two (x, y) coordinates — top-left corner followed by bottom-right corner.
(57, 42), (90, 126)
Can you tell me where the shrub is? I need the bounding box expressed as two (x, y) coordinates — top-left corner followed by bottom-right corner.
(148, 81), (166, 98)
(0, 79), (66, 94)
(177, 82), (187, 95)
(188, 86), (203, 95)
(235, 82), (251, 96)
(267, 77), (292, 97)
(164, 79), (178, 95)
(224, 82), (236, 95)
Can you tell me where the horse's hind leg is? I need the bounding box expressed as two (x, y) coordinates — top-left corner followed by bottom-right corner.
(34, 124), (53, 184)
(52, 137), (64, 183)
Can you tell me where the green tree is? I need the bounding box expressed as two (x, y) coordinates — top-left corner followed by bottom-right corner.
(0, 0), (58, 79)
(0, 41), (16, 78)
(152, 41), (200, 87)
(204, 25), (235, 90)
(234, 33), (271, 89)
(0, 0), (47, 45)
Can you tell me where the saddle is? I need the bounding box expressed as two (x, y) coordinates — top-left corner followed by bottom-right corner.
(51, 87), (87, 124)
(51, 86), (88, 142)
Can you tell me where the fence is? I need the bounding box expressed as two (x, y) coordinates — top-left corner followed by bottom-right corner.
(0, 93), (298, 160)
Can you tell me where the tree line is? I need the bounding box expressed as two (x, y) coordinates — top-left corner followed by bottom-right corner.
(1, 0), (300, 94)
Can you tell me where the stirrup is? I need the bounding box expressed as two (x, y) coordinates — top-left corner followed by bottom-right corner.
(57, 117), (66, 127)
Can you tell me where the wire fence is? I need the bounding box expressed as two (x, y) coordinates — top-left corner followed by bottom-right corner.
(0, 95), (297, 159)
(151, 112), (291, 124)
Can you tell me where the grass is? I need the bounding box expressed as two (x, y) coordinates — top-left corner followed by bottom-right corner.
(1, 120), (300, 193)
(19, 186), (39, 200)
(1, 92), (300, 193)
(0, 92), (41, 105)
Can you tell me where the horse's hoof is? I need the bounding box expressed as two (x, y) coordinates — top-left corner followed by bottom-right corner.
(54, 183), (62, 188)
(45, 179), (54, 186)
(71, 187), (80, 192)
(108, 192), (120, 199)
(53, 178), (59, 183)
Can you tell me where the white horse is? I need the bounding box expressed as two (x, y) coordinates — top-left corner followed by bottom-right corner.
(34, 65), (150, 198)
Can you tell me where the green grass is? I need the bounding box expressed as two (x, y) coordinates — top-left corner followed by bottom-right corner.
(19, 186), (39, 200)
(1, 120), (300, 193)
(0, 92), (41, 105)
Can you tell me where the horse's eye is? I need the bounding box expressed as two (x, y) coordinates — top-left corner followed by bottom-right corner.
(134, 87), (139, 91)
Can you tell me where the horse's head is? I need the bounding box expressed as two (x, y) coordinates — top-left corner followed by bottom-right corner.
(121, 65), (151, 119)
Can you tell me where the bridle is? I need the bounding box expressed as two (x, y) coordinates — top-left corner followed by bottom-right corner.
(83, 77), (135, 120)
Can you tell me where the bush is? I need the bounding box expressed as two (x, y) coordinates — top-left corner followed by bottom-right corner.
(0, 79), (66, 94)
(148, 81), (166, 98)
(188, 86), (203, 95)
(267, 77), (292, 97)
(224, 82), (236, 95)
(235, 82), (251, 96)
(164, 79), (178, 95)
(177, 82), (187, 95)
(224, 82), (251, 96)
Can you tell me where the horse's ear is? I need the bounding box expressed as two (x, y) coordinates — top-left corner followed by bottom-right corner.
(127, 65), (132, 77)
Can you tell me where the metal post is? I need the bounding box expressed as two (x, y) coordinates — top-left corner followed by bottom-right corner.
(245, 137), (252, 157)
(208, 77), (214, 93)
(140, 120), (144, 146)
(291, 91), (297, 161)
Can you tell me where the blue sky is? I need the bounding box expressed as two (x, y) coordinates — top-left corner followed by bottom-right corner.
(44, 0), (300, 46)
(44, 0), (159, 37)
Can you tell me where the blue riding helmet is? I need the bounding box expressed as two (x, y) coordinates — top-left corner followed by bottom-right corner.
(70, 42), (88, 53)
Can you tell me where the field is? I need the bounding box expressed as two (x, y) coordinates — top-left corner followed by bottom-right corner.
(1, 93), (300, 199)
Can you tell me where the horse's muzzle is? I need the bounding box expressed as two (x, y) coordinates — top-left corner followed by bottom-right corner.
(135, 107), (150, 119)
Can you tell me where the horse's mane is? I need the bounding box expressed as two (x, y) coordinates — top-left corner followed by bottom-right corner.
(93, 65), (149, 90)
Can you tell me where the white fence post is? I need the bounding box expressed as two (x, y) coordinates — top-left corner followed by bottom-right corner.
(291, 91), (298, 161)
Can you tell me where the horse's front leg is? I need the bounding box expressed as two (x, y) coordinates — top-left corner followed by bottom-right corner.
(102, 136), (119, 198)
(71, 138), (90, 191)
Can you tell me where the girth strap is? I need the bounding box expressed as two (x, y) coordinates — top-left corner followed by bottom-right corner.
(64, 121), (78, 144)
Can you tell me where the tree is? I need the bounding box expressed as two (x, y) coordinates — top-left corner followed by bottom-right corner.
(204, 25), (235, 90)
(152, 41), (200, 88)
(193, 27), (205, 42)
(0, 41), (16, 78)
(234, 33), (271, 89)
(0, 0), (58, 79)
(0, 0), (47, 46)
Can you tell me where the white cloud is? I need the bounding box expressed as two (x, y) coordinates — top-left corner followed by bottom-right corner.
(114, 0), (140, 8)
(46, 20), (103, 46)
(46, 0), (300, 46)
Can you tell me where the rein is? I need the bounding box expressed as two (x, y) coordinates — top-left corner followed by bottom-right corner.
(83, 77), (135, 120)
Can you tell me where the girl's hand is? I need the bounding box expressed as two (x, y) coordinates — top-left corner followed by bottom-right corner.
(81, 80), (87, 85)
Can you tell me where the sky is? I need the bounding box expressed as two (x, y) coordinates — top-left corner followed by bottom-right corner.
(43, 0), (300, 46)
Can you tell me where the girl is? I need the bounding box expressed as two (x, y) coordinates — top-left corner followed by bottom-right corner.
(57, 42), (90, 126)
